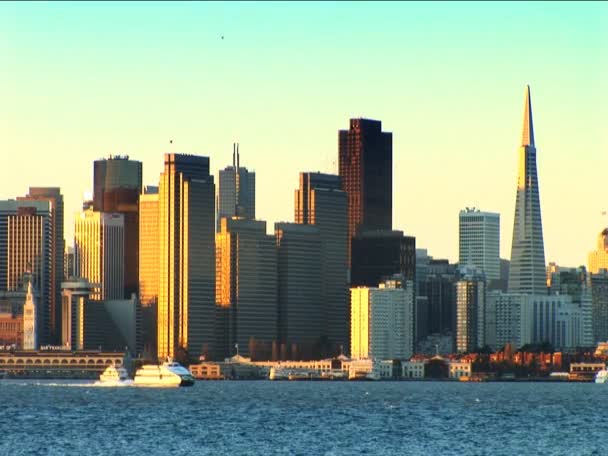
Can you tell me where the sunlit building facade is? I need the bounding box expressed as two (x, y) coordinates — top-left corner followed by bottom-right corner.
(74, 209), (124, 300)
(7, 207), (51, 346)
(459, 208), (500, 281)
(216, 144), (255, 231)
(216, 218), (277, 360)
(17, 188), (64, 344)
(588, 228), (608, 274)
(158, 154), (215, 361)
(508, 86), (547, 295)
(350, 278), (414, 360)
(22, 281), (37, 350)
(294, 172), (349, 355)
(455, 269), (486, 353)
(138, 188), (159, 357)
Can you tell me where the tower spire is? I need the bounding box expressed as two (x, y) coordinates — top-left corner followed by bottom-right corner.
(521, 85), (535, 147)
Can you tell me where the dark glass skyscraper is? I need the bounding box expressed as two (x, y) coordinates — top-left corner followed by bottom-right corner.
(339, 118), (392, 263)
(93, 156), (143, 298)
(295, 172), (349, 355)
(351, 230), (416, 288)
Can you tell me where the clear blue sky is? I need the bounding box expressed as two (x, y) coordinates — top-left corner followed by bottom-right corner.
(1, 1), (606, 266)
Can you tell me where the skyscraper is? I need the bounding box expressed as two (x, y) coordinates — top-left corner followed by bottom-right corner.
(508, 86), (547, 295)
(351, 230), (416, 288)
(455, 269), (486, 353)
(459, 208), (500, 281)
(8, 207), (51, 345)
(17, 188), (64, 344)
(74, 209), (125, 300)
(588, 228), (608, 274)
(158, 154), (215, 361)
(1, 200), (54, 344)
(591, 271), (608, 344)
(350, 278), (414, 360)
(93, 156), (142, 298)
(275, 222), (322, 358)
(294, 172), (349, 355)
(216, 218), (277, 360)
(216, 144), (255, 231)
(139, 187), (159, 357)
(339, 118), (392, 262)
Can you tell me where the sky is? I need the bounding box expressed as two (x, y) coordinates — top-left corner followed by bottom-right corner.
(0, 1), (606, 266)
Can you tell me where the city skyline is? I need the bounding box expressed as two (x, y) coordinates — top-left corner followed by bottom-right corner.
(1, 2), (606, 267)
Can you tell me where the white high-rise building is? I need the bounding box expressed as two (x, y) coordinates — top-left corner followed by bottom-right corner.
(459, 208), (500, 281)
(350, 278), (414, 360)
(74, 209), (124, 300)
(491, 292), (586, 350)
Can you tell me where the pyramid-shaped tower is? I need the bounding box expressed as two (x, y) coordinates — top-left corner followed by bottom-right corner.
(508, 85), (547, 294)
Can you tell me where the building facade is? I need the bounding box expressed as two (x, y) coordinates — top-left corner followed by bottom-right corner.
(93, 156), (143, 298)
(294, 172), (349, 355)
(459, 208), (500, 281)
(138, 188), (159, 357)
(158, 154), (216, 361)
(216, 143), (256, 231)
(508, 86), (547, 295)
(339, 118), (392, 262)
(591, 271), (608, 344)
(350, 279), (414, 360)
(275, 222), (322, 357)
(17, 188), (64, 344)
(7, 206), (51, 346)
(588, 228), (608, 274)
(74, 209), (124, 300)
(455, 270), (486, 353)
(216, 218), (277, 360)
(351, 230), (416, 287)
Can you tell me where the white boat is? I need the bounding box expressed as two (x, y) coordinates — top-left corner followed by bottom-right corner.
(595, 368), (608, 384)
(98, 365), (131, 386)
(134, 360), (195, 387)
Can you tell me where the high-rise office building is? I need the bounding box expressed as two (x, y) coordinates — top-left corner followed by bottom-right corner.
(17, 188), (64, 344)
(588, 228), (608, 274)
(139, 187), (159, 357)
(294, 172), (348, 355)
(351, 230), (416, 288)
(275, 222), (322, 357)
(591, 271), (608, 344)
(455, 268), (486, 353)
(459, 208), (500, 281)
(1, 200), (54, 344)
(508, 86), (547, 295)
(74, 209), (125, 300)
(350, 278), (414, 360)
(93, 156), (142, 298)
(217, 144), (255, 231)
(7, 207), (51, 345)
(339, 118), (392, 262)
(492, 292), (585, 350)
(158, 154), (215, 361)
(216, 218), (277, 360)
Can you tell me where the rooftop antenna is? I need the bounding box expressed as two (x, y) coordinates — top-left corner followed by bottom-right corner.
(237, 143), (240, 169)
